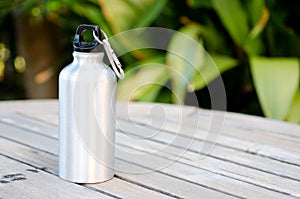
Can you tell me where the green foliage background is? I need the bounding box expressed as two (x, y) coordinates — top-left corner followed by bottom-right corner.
(0, 0), (299, 122)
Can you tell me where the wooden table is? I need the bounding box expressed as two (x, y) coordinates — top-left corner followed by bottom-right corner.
(0, 100), (299, 198)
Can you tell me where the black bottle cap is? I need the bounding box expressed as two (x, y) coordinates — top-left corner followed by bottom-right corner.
(73, 24), (103, 52)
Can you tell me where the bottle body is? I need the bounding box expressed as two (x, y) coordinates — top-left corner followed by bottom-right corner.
(59, 52), (116, 183)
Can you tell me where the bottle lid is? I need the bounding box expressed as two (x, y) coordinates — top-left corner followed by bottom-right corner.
(73, 24), (103, 52)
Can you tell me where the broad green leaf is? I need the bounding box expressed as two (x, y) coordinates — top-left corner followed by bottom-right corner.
(98, 0), (166, 33)
(166, 24), (204, 104)
(286, 90), (300, 123)
(190, 54), (238, 90)
(250, 57), (299, 120)
(117, 56), (168, 102)
(211, 0), (249, 45)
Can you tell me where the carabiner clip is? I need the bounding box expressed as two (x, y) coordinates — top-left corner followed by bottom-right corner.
(93, 30), (124, 79)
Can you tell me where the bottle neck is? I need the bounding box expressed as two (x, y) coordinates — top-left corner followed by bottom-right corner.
(73, 52), (104, 64)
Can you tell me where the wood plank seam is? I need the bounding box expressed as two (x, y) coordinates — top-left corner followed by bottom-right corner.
(0, 132), (184, 198)
(0, 119), (57, 141)
(124, 110), (300, 154)
(187, 110), (300, 139)
(114, 175), (184, 199)
(1, 123), (294, 197)
(16, 112), (58, 128)
(0, 119), (239, 197)
(84, 185), (122, 199)
(1, 105), (298, 197)
(1, 115), (298, 196)
(0, 136), (179, 199)
(0, 152), (118, 198)
(117, 157), (244, 199)
(6, 111), (299, 168)
(117, 142), (297, 197)
(117, 117), (300, 167)
(116, 120), (300, 182)
(3, 112), (298, 184)
(115, 127), (300, 196)
(0, 133), (57, 157)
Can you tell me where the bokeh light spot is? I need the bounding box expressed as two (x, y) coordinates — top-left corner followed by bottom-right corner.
(0, 43), (11, 61)
(32, 7), (41, 17)
(14, 56), (26, 73)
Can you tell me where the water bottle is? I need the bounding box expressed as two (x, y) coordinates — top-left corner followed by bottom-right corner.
(58, 24), (119, 183)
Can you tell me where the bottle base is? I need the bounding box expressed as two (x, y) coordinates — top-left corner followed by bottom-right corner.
(58, 172), (114, 184)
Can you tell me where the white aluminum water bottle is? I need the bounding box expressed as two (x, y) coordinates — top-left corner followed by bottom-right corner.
(59, 24), (116, 183)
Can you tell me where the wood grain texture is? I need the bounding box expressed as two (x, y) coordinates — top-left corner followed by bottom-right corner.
(0, 100), (299, 198)
(0, 125), (230, 199)
(0, 155), (110, 199)
(0, 137), (174, 199)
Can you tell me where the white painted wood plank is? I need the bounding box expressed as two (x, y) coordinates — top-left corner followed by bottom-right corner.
(1, 107), (300, 196)
(198, 109), (300, 138)
(124, 107), (300, 149)
(5, 99), (298, 147)
(116, 101), (198, 118)
(0, 123), (229, 199)
(115, 149), (295, 199)
(115, 159), (234, 199)
(116, 102), (300, 165)
(5, 108), (299, 171)
(115, 131), (300, 197)
(1, 100), (299, 198)
(0, 122), (58, 155)
(115, 101), (300, 138)
(3, 111), (300, 183)
(0, 112), (58, 139)
(3, 111), (300, 195)
(121, 115), (300, 166)
(0, 137), (178, 199)
(0, 155), (111, 199)
(170, 112), (300, 147)
(0, 123), (288, 198)
(117, 130), (300, 182)
(0, 99), (58, 125)
(116, 119), (300, 179)
(1, 100), (298, 139)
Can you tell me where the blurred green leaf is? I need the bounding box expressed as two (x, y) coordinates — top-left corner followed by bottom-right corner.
(243, 36), (263, 56)
(166, 24), (204, 104)
(187, 0), (212, 8)
(117, 56), (168, 102)
(191, 54), (237, 90)
(201, 19), (228, 54)
(211, 0), (249, 45)
(98, 0), (166, 33)
(134, 0), (167, 27)
(99, 0), (167, 61)
(245, 0), (265, 26)
(286, 90), (300, 123)
(71, 3), (111, 34)
(244, 4), (269, 55)
(250, 56), (299, 120)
